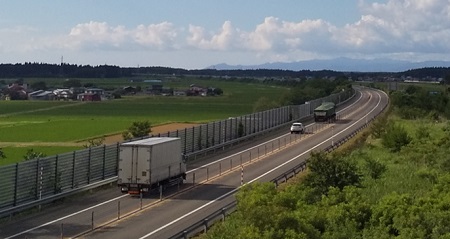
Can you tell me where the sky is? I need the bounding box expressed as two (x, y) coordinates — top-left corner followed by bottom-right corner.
(1, 0), (450, 69)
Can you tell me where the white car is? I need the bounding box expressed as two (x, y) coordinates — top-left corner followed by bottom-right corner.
(290, 122), (305, 134)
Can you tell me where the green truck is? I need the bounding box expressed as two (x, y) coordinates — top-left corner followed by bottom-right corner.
(314, 102), (336, 122)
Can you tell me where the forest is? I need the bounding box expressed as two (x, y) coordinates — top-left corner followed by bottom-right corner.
(1, 62), (450, 80)
(199, 85), (450, 238)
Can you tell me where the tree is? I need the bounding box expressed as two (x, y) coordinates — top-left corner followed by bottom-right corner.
(24, 149), (46, 161)
(30, 81), (47, 90)
(444, 74), (450, 85)
(253, 97), (278, 112)
(238, 121), (245, 137)
(62, 79), (81, 88)
(381, 123), (411, 152)
(370, 116), (387, 139)
(83, 82), (96, 88)
(83, 136), (105, 148)
(213, 88), (223, 95)
(122, 121), (151, 140)
(364, 158), (387, 179)
(0, 148), (6, 159)
(305, 152), (361, 195)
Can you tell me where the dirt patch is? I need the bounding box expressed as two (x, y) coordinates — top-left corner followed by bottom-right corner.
(103, 123), (199, 144)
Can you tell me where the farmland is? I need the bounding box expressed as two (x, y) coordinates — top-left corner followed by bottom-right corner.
(0, 77), (290, 165)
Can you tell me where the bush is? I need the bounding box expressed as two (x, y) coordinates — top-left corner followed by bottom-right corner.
(381, 123), (411, 152)
(364, 158), (387, 179)
(415, 123), (430, 141)
(122, 121), (151, 140)
(305, 152), (361, 195)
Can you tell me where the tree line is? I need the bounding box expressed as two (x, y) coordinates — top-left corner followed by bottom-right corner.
(1, 62), (450, 80)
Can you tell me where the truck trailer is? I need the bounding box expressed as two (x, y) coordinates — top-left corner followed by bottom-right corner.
(117, 137), (186, 195)
(314, 102), (336, 122)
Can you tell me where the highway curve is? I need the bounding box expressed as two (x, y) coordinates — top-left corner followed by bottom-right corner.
(0, 87), (389, 239)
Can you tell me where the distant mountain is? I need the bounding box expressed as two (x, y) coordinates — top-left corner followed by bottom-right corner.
(207, 58), (450, 72)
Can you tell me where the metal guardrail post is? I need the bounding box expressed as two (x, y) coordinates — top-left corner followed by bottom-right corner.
(102, 145), (106, 180)
(88, 147), (91, 184)
(72, 151), (76, 189)
(221, 208), (226, 221)
(203, 219), (208, 233)
(118, 201), (120, 220)
(13, 163), (18, 206)
(91, 211), (94, 230)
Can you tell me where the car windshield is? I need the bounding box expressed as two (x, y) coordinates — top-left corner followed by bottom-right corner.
(292, 123), (302, 126)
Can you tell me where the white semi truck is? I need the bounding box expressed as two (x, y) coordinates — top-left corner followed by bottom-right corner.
(117, 137), (186, 195)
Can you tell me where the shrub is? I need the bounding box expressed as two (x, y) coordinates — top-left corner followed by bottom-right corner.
(24, 149), (46, 161)
(122, 121), (151, 140)
(415, 123), (430, 141)
(381, 123), (411, 152)
(365, 158), (387, 179)
(305, 151), (361, 195)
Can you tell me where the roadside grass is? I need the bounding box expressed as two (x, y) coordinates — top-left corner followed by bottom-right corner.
(352, 146), (434, 204)
(351, 116), (449, 204)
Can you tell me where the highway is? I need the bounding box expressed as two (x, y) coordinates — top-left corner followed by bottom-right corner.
(0, 87), (389, 239)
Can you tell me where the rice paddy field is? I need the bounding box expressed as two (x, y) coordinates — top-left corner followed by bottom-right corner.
(0, 77), (290, 165)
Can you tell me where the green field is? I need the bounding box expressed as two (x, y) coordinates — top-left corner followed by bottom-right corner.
(0, 77), (289, 165)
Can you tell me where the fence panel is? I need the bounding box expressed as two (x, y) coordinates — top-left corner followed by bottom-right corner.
(15, 160), (38, 205)
(0, 164), (16, 208)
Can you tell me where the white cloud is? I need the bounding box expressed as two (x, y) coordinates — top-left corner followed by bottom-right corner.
(132, 22), (178, 49)
(1, 0), (450, 66)
(187, 21), (236, 50)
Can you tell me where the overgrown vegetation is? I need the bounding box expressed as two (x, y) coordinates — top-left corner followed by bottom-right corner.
(200, 85), (450, 239)
(122, 120), (151, 140)
(23, 149), (46, 161)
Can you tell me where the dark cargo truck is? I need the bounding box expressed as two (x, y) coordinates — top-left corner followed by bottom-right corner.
(314, 102), (336, 122)
(117, 137), (186, 195)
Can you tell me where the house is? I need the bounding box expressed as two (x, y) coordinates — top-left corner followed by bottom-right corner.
(122, 86), (137, 94)
(146, 84), (163, 94)
(85, 88), (104, 96)
(8, 82), (28, 91)
(77, 93), (101, 101)
(144, 79), (162, 84)
(173, 90), (186, 96)
(76, 88), (104, 101)
(6, 83), (28, 100)
(188, 84), (208, 96)
(70, 87), (86, 98)
(53, 89), (72, 100)
(29, 90), (56, 100)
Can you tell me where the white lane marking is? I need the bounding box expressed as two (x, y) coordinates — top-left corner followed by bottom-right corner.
(139, 90), (383, 238)
(186, 90), (364, 173)
(5, 194), (129, 239)
(8, 90), (369, 239)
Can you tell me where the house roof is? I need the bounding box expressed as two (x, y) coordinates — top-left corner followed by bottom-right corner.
(35, 91), (55, 97)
